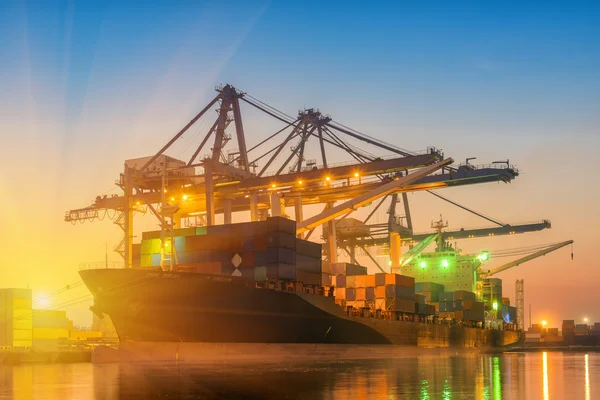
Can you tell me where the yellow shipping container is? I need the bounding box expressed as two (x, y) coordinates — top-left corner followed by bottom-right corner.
(13, 329), (32, 340)
(13, 298), (32, 309)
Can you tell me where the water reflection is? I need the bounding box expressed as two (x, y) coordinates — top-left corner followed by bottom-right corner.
(542, 352), (549, 400)
(0, 352), (599, 399)
(585, 354), (590, 400)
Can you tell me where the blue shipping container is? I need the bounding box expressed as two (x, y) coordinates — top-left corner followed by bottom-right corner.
(151, 254), (161, 267)
(174, 236), (186, 251)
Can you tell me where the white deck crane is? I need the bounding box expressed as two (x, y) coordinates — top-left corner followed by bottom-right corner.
(480, 240), (574, 278)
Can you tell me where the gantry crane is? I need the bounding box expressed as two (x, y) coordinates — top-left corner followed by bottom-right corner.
(64, 84), (520, 269)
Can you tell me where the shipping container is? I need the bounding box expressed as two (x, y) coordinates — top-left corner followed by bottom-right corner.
(266, 231), (296, 249)
(321, 273), (331, 287)
(331, 263), (368, 276)
(354, 275), (366, 288)
(462, 299), (484, 312)
(237, 252), (255, 268)
(335, 287), (356, 301)
(266, 247), (296, 265)
(254, 266), (267, 281)
(175, 251), (186, 264)
(415, 282), (445, 293)
(463, 309), (484, 322)
(374, 273), (415, 288)
(395, 285), (415, 300)
(439, 292), (455, 302)
(296, 270), (321, 286)
(296, 254), (321, 273)
(151, 254), (161, 267)
(415, 294), (426, 304)
(266, 216), (296, 234)
(356, 288), (367, 301)
(439, 302), (455, 312)
(141, 254), (152, 267)
(333, 275), (346, 288)
(416, 291), (439, 303)
(454, 291), (476, 301)
(346, 276), (357, 288)
(296, 239), (322, 258)
(321, 261), (331, 274)
(266, 264), (297, 280)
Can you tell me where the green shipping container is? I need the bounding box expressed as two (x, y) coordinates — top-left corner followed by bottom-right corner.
(141, 254), (152, 267)
(141, 240), (153, 255)
(150, 239), (162, 254)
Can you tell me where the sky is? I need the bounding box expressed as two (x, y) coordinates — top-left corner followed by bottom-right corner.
(0, 0), (598, 327)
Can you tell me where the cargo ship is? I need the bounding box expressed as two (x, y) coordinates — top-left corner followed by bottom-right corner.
(81, 217), (520, 362)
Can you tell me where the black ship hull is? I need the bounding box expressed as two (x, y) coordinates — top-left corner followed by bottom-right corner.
(81, 268), (519, 356)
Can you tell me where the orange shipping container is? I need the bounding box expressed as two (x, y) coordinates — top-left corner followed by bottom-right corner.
(374, 273), (414, 288)
(366, 275), (376, 287)
(354, 275), (367, 288)
(356, 288), (366, 301)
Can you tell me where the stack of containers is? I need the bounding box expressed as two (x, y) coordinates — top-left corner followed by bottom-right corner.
(456, 296), (485, 322)
(438, 292), (455, 313)
(136, 217), (325, 286)
(575, 324), (589, 336)
(295, 238), (323, 286)
(562, 320), (576, 344)
(373, 273), (415, 313)
(330, 263), (368, 305)
(0, 289), (33, 349)
(414, 294), (435, 315)
(343, 274), (376, 308)
(415, 282), (445, 303)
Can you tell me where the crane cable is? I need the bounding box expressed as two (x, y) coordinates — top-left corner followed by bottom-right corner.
(426, 191), (506, 227)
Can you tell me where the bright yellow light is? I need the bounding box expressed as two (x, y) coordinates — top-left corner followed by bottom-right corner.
(36, 296), (49, 308)
(244, 194), (249, 198)
(584, 317), (589, 323)
(271, 183), (276, 188)
(170, 197), (175, 201)
(325, 176), (331, 181)
(183, 195), (188, 200)
(298, 180), (303, 185)
(136, 202), (140, 206)
(164, 242), (169, 247)
(354, 172), (359, 178)
(164, 189), (167, 193)
(542, 320), (547, 326)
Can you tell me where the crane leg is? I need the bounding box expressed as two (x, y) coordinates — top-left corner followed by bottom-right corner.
(390, 231), (402, 273)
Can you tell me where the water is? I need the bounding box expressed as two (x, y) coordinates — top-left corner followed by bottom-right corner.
(0, 352), (598, 399)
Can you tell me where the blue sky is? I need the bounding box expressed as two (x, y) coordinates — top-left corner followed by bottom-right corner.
(0, 0), (598, 324)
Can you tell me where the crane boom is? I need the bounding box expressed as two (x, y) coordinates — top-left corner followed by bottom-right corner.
(482, 240), (573, 277)
(296, 158), (454, 234)
(398, 233), (439, 267)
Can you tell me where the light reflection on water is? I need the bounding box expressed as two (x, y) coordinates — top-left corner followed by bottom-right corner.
(0, 352), (598, 399)
(542, 352), (550, 400)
